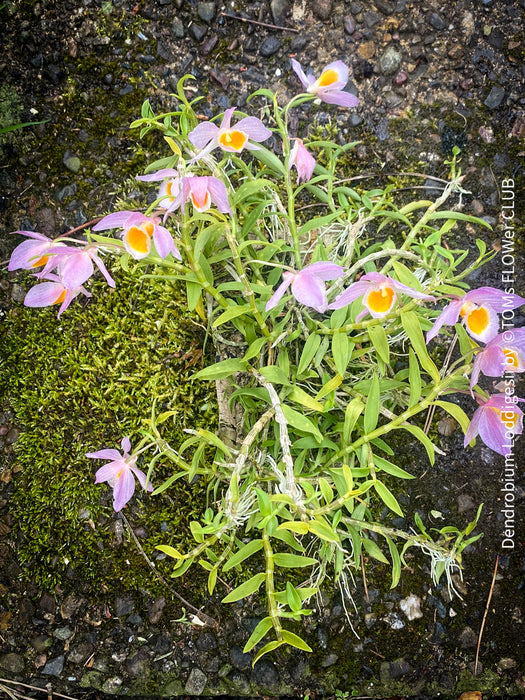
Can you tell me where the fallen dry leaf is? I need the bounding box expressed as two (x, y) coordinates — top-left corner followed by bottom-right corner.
(459, 692), (482, 700)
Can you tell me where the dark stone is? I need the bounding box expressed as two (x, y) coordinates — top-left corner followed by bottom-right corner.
(185, 667), (207, 694)
(54, 625), (74, 640)
(228, 671), (250, 694)
(190, 23), (208, 42)
(251, 660), (278, 689)
(200, 34), (218, 56)
(39, 591), (56, 614)
(458, 625), (477, 649)
(0, 653), (25, 674)
(68, 641), (93, 664)
(375, 0), (395, 13)
(126, 649), (150, 677)
(380, 658), (412, 682)
(290, 35), (307, 51)
(270, 0), (289, 26)
(171, 18), (185, 38)
(230, 645), (251, 671)
(118, 84), (133, 96)
(260, 36), (281, 58)
(429, 12), (446, 30)
(197, 2), (216, 22)
(196, 631), (217, 652)
(321, 653), (339, 668)
(149, 597), (166, 624)
(313, 0), (332, 20)
(484, 86), (505, 109)
(44, 64), (64, 84)
(31, 634), (53, 652)
(364, 11), (381, 27)
(343, 15), (355, 34)
(43, 655), (65, 677)
(114, 596), (135, 617)
(379, 46), (402, 74)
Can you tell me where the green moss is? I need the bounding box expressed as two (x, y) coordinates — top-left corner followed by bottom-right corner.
(1, 263), (217, 593)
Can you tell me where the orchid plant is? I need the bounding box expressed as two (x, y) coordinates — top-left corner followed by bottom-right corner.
(10, 62), (524, 663)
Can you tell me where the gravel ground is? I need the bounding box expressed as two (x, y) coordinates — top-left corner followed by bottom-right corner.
(1, 0), (524, 697)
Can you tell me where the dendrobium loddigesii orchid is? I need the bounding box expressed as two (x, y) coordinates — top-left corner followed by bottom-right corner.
(291, 59), (359, 108)
(8, 231), (64, 272)
(23, 273), (91, 317)
(464, 394), (524, 457)
(180, 176), (231, 214)
(188, 107), (272, 159)
(42, 244), (115, 289)
(426, 287), (525, 344)
(266, 262), (345, 314)
(87, 437), (153, 512)
(470, 329), (525, 390)
(93, 211), (181, 261)
(289, 139), (316, 184)
(327, 272), (435, 320)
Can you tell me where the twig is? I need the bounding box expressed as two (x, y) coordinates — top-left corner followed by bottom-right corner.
(361, 553), (370, 603)
(65, 216), (103, 237)
(0, 679), (78, 700)
(221, 11), (299, 32)
(474, 554), (499, 675)
(121, 513), (217, 628)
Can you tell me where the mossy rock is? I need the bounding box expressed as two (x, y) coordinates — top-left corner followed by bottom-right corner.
(1, 261), (217, 593)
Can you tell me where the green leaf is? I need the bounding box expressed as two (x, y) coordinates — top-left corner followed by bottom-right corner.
(194, 358), (246, 380)
(213, 303), (252, 327)
(156, 545), (183, 559)
(252, 639), (285, 665)
(319, 477), (334, 504)
(428, 210), (492, 229)
(401, 310), (440, 382)
(398, 424), (435, 464)
(362, 537), (389, 564)
(207, 568), (218, 595)
(277, 521), (309, 535)
(368, 325), (390, 365)
(243, 336), (268, 362)
(281, 630), (313, 652)
(374, 455), (414, 479)
(386, 537), (401, 588)
(222, 572), (266, 603)
(273, 553), (318, 568)
(186, 280), (203, 311)
(223, 540), (264, 571)
(196, 429), (233, 457)
(433, 400), (471, 435)
(259, 365), (290, 385)
(298, 211), (340, 237)
(398, 199), (433, 215)
(332, 332), (350, 376)
(282, 405), (323, 443)
(170, 558), (194, 578)
(343, 397), (364, 444)
(363, 374), (380, 433)
(408, 347), (422, 408)
(374, 480), (404, 517)
(297, 333), (321, 375)
(316, 373), (343, 400)
(308, 519), (340, 543)
(288, 386), (324, 412)
(391, 261), (424, 291)
(286, 582), (302, 612)
(243, 617), (273, 653)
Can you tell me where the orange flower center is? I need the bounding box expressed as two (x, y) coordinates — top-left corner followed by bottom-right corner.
(367, 285), (395, 314)
(218, 129), (248, 152)
(464, 306), (490, 336)
(126, 223), (153, 254)
(32, 254), (49, 268)
(317, 68), (339, 87)
(52, 289), (67, 305)
(503, 347), (519, 368)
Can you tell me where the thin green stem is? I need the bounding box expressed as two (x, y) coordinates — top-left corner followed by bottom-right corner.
(262, 528), (282, 640)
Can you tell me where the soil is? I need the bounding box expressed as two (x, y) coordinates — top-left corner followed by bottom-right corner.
(1, 0), (524, 698)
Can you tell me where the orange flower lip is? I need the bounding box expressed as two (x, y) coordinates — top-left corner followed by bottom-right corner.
(365, 285), (395, 315)
(218, 129), (248, 152)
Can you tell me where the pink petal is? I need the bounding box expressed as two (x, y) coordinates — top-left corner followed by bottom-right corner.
(426, 300), (463, 342)
(207, 177), (232, 213)
(188, 121), (219, 150)
(112, 468), (136, 511)
(184, 177), (210, 211)
(305, 261), (345, 281)
(292, 272), (328, 312)
(291, 59), (313, 90)
(464, 405), (482, 447)
(219, 107), (236, 131)
(121, 437), (132, 454)
(327, 280), (373, 310)
(233, 116), (272, 143)
(136, 168), (179, 182)
(94, 461), (123, 483)
(12, 230), (50, 241)
(24, 281), (65, 308)
(477, 407), (509, 456)
(92, 211), (136, 231)
(478, 345), (508, 378)
(8, 240), (51, 271)
(265, 274), (294, 311)
(153, 225), (177, 259)
(91, 253), (116, 288)
(319, 90), (360, 107)
(87, 449), (123, 461)
(130, 465), (153, 492)
(390, 278), (435, 300)
(465, 287), (525, 313)
(60, 252), (94, 288)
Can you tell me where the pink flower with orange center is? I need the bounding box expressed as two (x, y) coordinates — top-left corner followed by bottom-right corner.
(266, 262), (345, 313)
(426, 287), (525, 344)
(188, 107), (272, 160)
(327, 272), (434, 320)
(289, 138), (316, 184)
(291, 59), (359, 108)
(136, 168), (181, 212)
(23, 273), (91, 317)
(8, 231), (65, 273)
(464, 394), (523, 456)
(470, 329), (525, 390)
(93, 211), (181, 261)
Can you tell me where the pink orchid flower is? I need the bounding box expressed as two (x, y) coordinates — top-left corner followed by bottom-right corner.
(8, 231), (65, 272)
(136, 168), (182, 211)
(188, 107), (272, 159)
(470, 329), (525, 390)
(179, 176), (231, 214)
(289, 139), (316, 184)
(426, 287), (525, 344)
(327, 272), (435, 320)
(266, 261), (345, 313)
(464, 394), (523, 457)
(93, 211), (181, 261)
(23, 272), (91, 317)
(291, 59), (359, 108)
(41, 244), (115, 289)
(87, 437), (153, 512)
